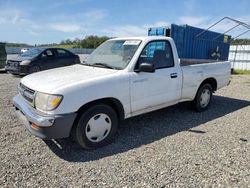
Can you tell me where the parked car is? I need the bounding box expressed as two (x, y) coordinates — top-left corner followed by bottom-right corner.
(13, 36), (231, 149)
(5, 48), (80, 75)
(20, 48), (29, 54)
(0, 42), (7, 69)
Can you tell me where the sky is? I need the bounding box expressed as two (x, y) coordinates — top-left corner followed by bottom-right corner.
(0, 0), (250, 45)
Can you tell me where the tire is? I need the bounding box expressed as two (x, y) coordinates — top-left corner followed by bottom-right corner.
(72, 104), (118, 149)
(192, 83), (213, 112)
(29, 65), (40, 74)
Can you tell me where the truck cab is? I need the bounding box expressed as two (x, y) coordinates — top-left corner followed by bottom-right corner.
(129, 37), (183, 115)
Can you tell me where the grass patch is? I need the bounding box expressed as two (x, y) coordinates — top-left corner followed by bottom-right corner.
(53, 44), (76, 48)
(232, 69), (250, 75)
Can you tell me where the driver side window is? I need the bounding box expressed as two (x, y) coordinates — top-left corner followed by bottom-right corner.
(136, 40), (174, 69)
(41, 49), (55, 58)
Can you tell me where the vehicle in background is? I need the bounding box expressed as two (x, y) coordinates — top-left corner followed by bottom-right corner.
(5, 48), (80, 75)
(0, 43), (7, 69)
(20, 48), (29, 54)
(13, 36), (231, 149)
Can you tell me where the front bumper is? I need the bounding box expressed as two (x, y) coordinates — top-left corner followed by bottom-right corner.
(13, 94), (77, 139)
(5, 65), (29, 75)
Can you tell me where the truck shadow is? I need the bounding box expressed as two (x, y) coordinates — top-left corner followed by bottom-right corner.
(44, 95), (250, 162)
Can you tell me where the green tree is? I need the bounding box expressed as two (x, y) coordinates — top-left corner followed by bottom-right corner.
(231, 38), (250, 45)
(80, 35), (110, 48)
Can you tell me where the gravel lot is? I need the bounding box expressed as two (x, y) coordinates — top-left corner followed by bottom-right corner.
(0, 73), (249, 187)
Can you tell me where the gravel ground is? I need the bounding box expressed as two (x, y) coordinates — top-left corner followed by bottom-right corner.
(0, 73), (249, 187)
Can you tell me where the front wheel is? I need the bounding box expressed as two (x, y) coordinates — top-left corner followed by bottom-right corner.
(72, 104), (118, 149)
(29, 65), (40, 74)
(192, 83), (213, 112)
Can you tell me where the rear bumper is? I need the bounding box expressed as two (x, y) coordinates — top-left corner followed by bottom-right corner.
(13, 94), (77, 139)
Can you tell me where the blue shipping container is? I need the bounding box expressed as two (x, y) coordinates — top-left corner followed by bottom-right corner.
(148, 24), (231, 60)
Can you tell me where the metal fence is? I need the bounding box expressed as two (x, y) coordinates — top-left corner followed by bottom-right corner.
(6, 46), (250, 70)
(6, 47), (94, 55)
(229, 45), (250, 70)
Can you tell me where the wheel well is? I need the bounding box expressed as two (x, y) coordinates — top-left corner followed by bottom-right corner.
(76, 98), (125, 121)
(29, 64), (41, 70)
(200, 78), (217, 91)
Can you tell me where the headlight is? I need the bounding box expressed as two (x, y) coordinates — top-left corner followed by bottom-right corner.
(35, 92), (63, 112)
(20, 60), (31, 65)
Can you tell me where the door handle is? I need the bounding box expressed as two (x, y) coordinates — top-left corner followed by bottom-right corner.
(170, 73), (178, 78)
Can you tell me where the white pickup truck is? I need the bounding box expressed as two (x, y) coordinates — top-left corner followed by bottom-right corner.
(13, 36), (231, 149)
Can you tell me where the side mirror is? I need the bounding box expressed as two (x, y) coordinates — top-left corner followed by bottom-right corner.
(138, 63), (155, 73)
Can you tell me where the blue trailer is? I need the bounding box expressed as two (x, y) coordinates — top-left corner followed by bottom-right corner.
(148, 24), (231, 60)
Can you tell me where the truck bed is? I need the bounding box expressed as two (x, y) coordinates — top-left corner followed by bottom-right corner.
(180, 58), (219, 66)
(180, 60), (231, 101)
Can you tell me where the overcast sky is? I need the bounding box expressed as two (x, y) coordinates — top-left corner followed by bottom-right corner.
(0, 0), (250, 44)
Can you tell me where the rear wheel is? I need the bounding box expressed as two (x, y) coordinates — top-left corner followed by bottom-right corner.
(29, 65), (40, 74)
(72, 104), (118, 149)
(192, 83), (213, 112)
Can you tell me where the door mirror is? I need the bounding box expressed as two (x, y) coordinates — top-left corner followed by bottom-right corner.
(138, 63), (155, 73)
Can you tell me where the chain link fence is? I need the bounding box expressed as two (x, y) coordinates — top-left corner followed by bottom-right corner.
(6, 47), (94, 55)
(6, 46), (250, 70)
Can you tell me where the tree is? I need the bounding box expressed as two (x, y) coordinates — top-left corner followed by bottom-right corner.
(231, 38), (250, 45)
(80, 35), (110, 48)
(56, 35), (110, 48)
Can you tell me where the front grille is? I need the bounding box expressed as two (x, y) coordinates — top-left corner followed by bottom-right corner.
(7, 60), (21, 67)
(18, 83), (36, 105)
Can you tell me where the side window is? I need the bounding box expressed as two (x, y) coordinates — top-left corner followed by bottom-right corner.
(57, 49), (70, 57)
(137, 41), (174, 69)
(41, 49), (55, 58)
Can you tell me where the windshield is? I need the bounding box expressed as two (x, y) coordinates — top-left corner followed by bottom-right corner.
(85, 40), (141, 69)
(20, 48), (43, 57)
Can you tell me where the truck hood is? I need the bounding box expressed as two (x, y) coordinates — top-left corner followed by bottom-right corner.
(21, 64), (119, 93)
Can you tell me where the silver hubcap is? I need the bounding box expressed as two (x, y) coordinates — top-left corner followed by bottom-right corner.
(85, 113), (112, 142)
(200, 89), (211, 107)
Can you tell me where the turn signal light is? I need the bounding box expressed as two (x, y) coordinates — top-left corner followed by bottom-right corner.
(31, 123), (40, 130)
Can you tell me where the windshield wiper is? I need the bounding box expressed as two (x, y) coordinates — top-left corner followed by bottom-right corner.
(92, 63), (119, 70)
(80, 62), (93, 66)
